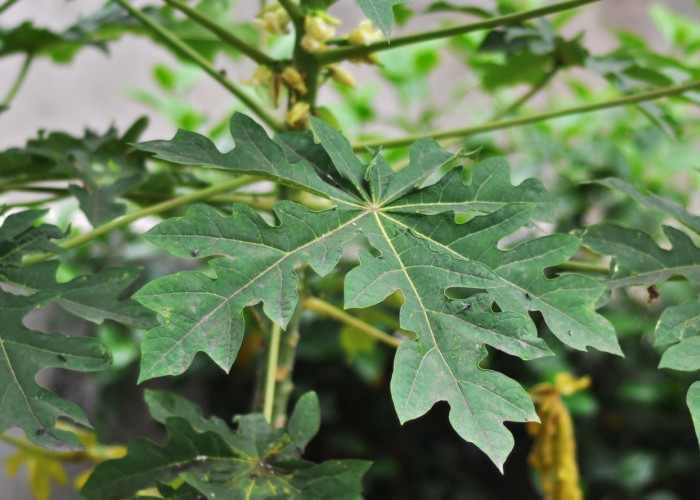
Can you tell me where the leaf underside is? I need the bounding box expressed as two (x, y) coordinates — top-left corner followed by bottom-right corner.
(134, 113), (621, 469)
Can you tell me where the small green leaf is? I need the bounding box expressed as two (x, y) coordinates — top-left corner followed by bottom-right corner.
(287, 392), (321, 452)
(655, 300), (700, 347)
(659, 338), (700, 371)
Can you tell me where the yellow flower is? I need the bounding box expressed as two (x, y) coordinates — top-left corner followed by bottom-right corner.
(286, 102), (311, 128)
(281, 66), (308, 95)
(301, 15), (336, 52)
(254, 6), (290, 35)
(328, 65), (356, 88)
(348, 20), (382, 46)
(244, 65), (273, 88)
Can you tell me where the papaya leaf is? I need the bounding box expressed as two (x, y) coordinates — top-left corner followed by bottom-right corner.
(133, 115), (615, 468)
(0, 210), (65, 266)
(581, 224), (700, 287)
(595, 177), (700, 234)
(688, 382), (700, 448)
(655, 300), (700, 348)
(0, 289), (112, 449)
(82, 391), (369, 500)
(655, 301), (700, 372)
(0, 118), (149, 225)
(0, 262), (154, 329)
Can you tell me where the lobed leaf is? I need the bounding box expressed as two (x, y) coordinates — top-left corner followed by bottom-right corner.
(83, 391), (368, 500)
(582, 223), (700, 287)
(135, 114), (618, 467)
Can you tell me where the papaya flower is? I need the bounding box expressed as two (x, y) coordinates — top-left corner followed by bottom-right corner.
(280, 66), (308, 95)
(301, 15), (338, 52)
(348, 20), (383, 46)
(254, 5), (290, 35)
(286, 101), (311, 128)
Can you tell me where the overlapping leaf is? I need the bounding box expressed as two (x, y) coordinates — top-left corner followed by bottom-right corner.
(82, 391), (369, 500)
(0, 211), (153, 328)
(0, 118), (150, 225)
(0, 262), (154, 328)
(582, 223), (700, 287)
(595, 177), (700, 233)
(134, 113), (617, 467)
(0, 289), (111, 449)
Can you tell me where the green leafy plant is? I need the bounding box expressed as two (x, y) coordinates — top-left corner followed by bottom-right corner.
(2, 0), (700, 498)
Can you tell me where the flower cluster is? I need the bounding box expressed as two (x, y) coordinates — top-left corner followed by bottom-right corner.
(253, 5), (290, 35)
(301, 14), (340, 52)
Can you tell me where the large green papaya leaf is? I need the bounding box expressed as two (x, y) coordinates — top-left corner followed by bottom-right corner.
(133, 113), (616, 468)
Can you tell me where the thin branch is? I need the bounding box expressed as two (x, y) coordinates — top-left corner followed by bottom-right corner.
(303, 297), (402, 349)
(113, 0), (283, 132)
(0, 0), (20, 15)
(490, 64), (560, 121)
(0, 434), (85, 462)
(263, 322), (282, 424)
(3, 52), (33, 107)
(315, 0), (603, 64)
(22, 175), (258, 266)
(162, 0), (277, 67)
(352, 79), (700, 151)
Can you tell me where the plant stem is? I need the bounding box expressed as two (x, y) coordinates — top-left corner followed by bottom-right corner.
(352, 79), (700, 151)
(271, 302), (302, 428)
(162, 0), (277, 67)
(316, 0), (602, 64)
(3, 52), (33, 107)
(0, 0), (20, 15)
(22, 175), (258, 266)
(263, 322), (282, 424)
(303, 297), (402, 349)
(0, 434), (84, 462)
(113, 0), (283, 131)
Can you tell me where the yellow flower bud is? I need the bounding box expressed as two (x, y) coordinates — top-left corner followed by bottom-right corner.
(244, 65), (273, 88)
(286, 102), (311, 128)
(328, 65), (356, 88)
(348, 20), (382, 46)
(254, 6), (290, 35)
(281, 66), (308, 95)
(301, 15), (336, 52)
